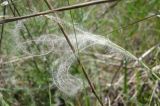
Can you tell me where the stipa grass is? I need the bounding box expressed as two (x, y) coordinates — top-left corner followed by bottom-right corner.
(8, 17), (142, 96)
(0, 0), (159, 105)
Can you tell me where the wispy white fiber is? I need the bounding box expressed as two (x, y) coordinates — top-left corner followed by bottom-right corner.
(11, 17), (139, 96)
(1, 1), (8, 6)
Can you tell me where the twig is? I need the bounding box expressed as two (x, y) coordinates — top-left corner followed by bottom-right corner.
(0, 0), (118, 24)
(106, 13), (158, 36)
(0, 0), (6, 53)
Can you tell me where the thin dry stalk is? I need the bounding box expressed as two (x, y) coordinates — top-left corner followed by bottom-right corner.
(0, 0), (118, 24)
(43, 0), (104, 105)
(0, 0), (6, 53)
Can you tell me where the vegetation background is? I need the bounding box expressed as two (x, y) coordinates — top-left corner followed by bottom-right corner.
(0, 0), (160, 106)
